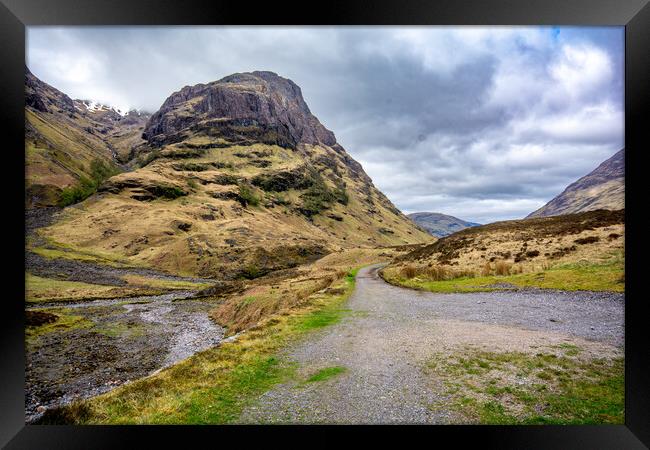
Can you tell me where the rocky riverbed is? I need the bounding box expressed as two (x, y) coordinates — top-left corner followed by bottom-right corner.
(25, 291), (224, 423)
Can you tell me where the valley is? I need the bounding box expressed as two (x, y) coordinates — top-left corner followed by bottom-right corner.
(24, 69), (625, 425)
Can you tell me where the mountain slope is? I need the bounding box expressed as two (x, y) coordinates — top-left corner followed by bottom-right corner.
(38, 71), (432, 279)
(383, 209), (624, 291)
(527, 149), (624, 218)
(25, 68), (150, 207)
(408, 212), (480, 238)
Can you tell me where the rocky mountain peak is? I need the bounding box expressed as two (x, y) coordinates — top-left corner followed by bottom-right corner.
(25, 67), (75, 114)
(142, 71), (336, 148)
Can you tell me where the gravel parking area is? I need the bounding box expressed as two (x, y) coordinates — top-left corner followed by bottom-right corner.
(238, 264), (624, 424)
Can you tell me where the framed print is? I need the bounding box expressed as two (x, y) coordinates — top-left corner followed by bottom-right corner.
(1, 0), (649, 447)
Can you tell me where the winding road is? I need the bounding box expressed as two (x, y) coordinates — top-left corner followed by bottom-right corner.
(239, 264), (624, 424)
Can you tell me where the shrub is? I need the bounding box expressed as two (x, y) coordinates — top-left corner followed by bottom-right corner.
(59, 158), (120, 207)
(238, 184), (260, 207)
(333, 187), (349, 205)
(187, 178), (198, 190)
(297, 172), (346, 216)
(494, 260), (512, 276)
(241, 264), (261, 280)
(138, 150), (161, 168)
(148, 185), (186, 199)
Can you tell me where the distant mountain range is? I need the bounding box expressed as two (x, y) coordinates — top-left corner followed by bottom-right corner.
(527, 149), (624, 218)
(408, 212), (481, 238)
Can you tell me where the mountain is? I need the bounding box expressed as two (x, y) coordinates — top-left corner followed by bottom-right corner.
(25, 67), (151, 207)
(36, 71), (432, 279)
(408, 212), (480, 238)
(527, 149), (624, 218)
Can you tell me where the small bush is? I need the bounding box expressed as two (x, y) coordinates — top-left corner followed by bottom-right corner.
(333, 187), (349, 205)
(526, 250), (540, 258)
(138, 150), (161, 167)
(241, 264), (261, 280)
(59, 158), (120, 207)
(187, 178), (198, 190)
(494, 260), (512, 276)
(238, 184), (260, 207)
(149, 185), (186, 199)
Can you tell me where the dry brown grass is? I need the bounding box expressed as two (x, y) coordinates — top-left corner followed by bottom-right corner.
(494, 260), (512, 276)
(400, 264), (475, 281)
(401, 265), (418, 279)
(37, 142), (432, 279)
(210, 247), (394, 335)
(390, 210), (624, 282)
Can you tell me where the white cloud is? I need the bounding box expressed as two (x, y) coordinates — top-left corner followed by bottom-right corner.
(549, 44), (613, 100)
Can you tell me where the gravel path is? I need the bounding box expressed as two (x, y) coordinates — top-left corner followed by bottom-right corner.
(238, 264), (624, 424)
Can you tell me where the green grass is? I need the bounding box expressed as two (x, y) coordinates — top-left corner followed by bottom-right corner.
(26, 308), (93, 342)
(59, 158), (120, 206)
(38, 265), (363, 424)
(121, 274), (211, 291)
(305, 366), (347, 383)
(26, 273), (120, 303)
(93, 321), (146, 339)
(425, 346), (624, 424)
(31, 239), (141, 268)
(238, 184), (260, 207)
(386, 258), (624, 293)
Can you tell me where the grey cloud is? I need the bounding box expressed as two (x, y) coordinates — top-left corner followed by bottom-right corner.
(27, 26), (623, 224)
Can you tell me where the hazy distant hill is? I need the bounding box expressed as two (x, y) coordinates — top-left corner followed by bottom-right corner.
(527, 149), (624, 218)
(408, 212), (480, 237)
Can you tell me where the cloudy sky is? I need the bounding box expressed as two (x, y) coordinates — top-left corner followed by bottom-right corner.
(26, 26), (624, 223)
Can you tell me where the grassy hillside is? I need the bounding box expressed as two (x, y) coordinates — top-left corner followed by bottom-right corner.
(36, 141), (431, 279)
(382, 209), (624, 292)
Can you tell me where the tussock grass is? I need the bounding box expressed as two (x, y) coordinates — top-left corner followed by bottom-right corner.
(384, 255), (623, 293)
(399, 264), (476, 282)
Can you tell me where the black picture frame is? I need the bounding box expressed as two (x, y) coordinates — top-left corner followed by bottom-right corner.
(2, 0), (648, 447)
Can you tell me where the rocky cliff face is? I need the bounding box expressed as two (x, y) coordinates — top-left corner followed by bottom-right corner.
(527, 149), (624, 218)
(25, 68), (152, 207)
(25, 67), (76, 114)
(143, 71), (336, 148)
(408, 212), (480, 238)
